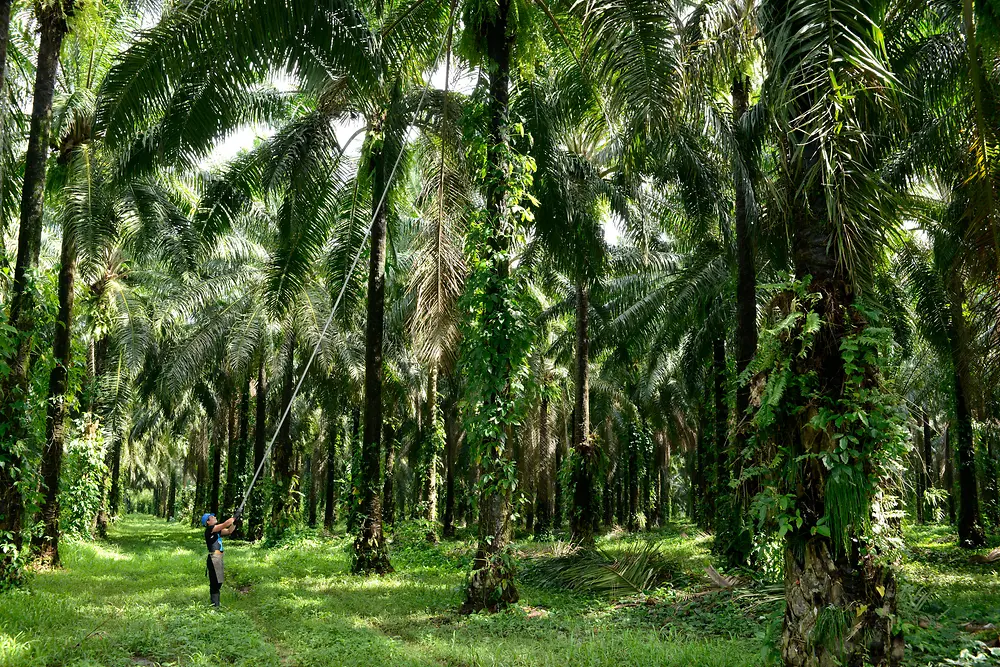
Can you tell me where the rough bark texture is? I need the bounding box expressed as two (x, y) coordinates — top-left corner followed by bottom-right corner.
(570, 281), (596, 544)
(922, 413), (934, 520)
(0, 2), (71, 583)
(109, 435), (123, 517)
(248, 359), (267, 541)
(306, 450), (317, 528)
(352, 144), (392, 575)
(780, 181), (902, 667)
(167, 472), (177, 520)
(33, 226), (78, 565)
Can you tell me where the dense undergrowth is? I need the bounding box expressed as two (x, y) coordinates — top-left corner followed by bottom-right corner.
(0, 516), (996, 666)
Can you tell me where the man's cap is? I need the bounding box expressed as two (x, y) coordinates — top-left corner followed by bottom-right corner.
(201, 513), (215, 526)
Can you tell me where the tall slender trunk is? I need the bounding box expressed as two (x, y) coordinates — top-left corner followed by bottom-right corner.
(324, 409), (339, 531)
(0, 2), (72, 582)
(731, 74), (757, 553)
(948, 279), (984, 547)
(922, 412), (934, 522)
(443, 401), (457, 538)
(210, 403), (224, 516)
(271, 330), (296, 536)
(109, 434), (123, 517)
(554, 408), (565, 528)
(944, 425), (955, 524)
(232, 379), (250, 537)
(0, 0), (11, 241)
(571, 280), (595, 544)
(352, 143), (392, 574)
(33, 226), (78, 564)
(534, 396), (553, 536)
(463, 0), (519, 612)
(248, 358), (267, 541)
(915, 423), (926, 525)
(424, 366), (439, 522)
(382, 422), (396, 527)
(167, 471), (177, 520)
(306, 449), (317, 528)
(223, 392), (239, 516)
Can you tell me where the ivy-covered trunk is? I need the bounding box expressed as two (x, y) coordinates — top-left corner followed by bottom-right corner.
(248, 358), (267, 541)
(461, 0), (528, 611)
(0, 0), (73, 584)
(947, 278), (985, 547)
(423, 366), (440, 521)
(570, 280), (596, 544)
(270, 330), (295, 537)
(779, 208), (903, 667)
(352, 142), (392, 574)
(33, 224), (78, 564)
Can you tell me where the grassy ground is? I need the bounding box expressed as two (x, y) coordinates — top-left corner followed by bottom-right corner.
(0, 517), (996, 666)
(0, 516), (762, 667)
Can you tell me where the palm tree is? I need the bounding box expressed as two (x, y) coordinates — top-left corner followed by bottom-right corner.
(0, 0), (78, 582)
(758, 0), (907, 661)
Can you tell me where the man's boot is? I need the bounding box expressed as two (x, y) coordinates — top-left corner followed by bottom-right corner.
(211, 592), (220, 608)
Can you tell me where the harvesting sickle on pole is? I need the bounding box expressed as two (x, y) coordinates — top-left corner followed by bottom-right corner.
(233, 12), (456, 521)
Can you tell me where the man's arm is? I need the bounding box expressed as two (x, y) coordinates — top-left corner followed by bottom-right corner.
(212, 517), (236, 533)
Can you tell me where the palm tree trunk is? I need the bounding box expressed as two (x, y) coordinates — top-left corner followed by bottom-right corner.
(424, 366), (439, 522)
(270, 330), (296, 537)
(923, 412), (934, 521)
(223, 393), (239, 516)
(443, 401), (457, 538)
(0, 0), (11, 240)
(534, 396), (553, 536)
(948, 279), (985, 547)
(382, 422), (396, 527)
(0, 1), (72, 582)
(352, 144), (392, 574)
(167, 471), (177, 520)
(915, 424), (926, 525)
(571, 280), (596, 544)
(324, 409), (339, 531)
(306, 449), (317, 528)
(210, 403), (224, 516)
(33, 226), (78, 564)
(463, 0), (519, 611)
(109, 434), (123, 517)
(944, 425), (955, 524)
(780, 196), (901, 666)
(248, 358), (267, 541)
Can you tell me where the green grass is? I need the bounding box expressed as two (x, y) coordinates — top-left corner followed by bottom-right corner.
(0, 516), (762, 666)
(898, 524), (1000, 666)
(3, 518), (996, 666)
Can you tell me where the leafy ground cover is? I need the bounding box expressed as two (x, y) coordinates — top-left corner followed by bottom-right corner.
(0, 516), (996, 666)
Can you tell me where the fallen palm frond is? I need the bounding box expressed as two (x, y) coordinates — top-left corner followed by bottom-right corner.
(522, 539), (678, 598)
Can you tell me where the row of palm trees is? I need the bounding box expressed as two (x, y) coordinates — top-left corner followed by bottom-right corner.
(1, 0), (999, 663)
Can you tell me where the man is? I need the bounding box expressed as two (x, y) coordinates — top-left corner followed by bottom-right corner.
(201, 512), (238, 607)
